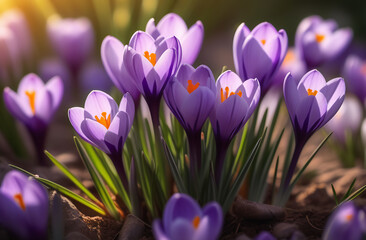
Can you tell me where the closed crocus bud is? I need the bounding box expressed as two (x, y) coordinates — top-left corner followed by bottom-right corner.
(325, 95), (362, 143)
(153, 193), (223, 240)
(101, 36), (140, 101)
(323, 202), (365, 240)
(210, 71), (260, 182)
(233, 22), (287, 95)
(295, 15), (352, 69)
(79, 60), (113, 94)
(343, 55), (366, 103)
(0, 170), (49, 240)
(3, 73), (64, 165)
(68, 90), (135, 188)
(47, 16), (94, 72)
(146, 13), (204, 65)
(164, 64), (216, 172)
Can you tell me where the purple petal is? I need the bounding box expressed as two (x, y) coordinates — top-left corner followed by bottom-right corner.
(156, 13), (187, 39)
(320, 77), (345, 124)
(216, 70), (243, 96)
(283, 73), (300, 121)
(156, 36), (181, 67)
(278, 29), (288, 62)
(155, 48), (176, 81)
(3, 87), (32, 122)
(233, 23), (251, 79)
(82, 118), (110, 154)
(175, 64), (195, 84)
(129, 31), (156, 56)
(145, 18), (160, 39)
(0, 170), (29, 196)
(242, 78), (261, 120)
(152, 220), (170, 240)
(301, 31), (324, 67)
(323, 28), (352, 60)
(119, 93), (135, 129)
(181, 21), (204, 64)
(84, 90), (119, 120)
(195, 203), (223, 240)
(34, 88), (53, 123)
(68, 107), (93, 143)
(190, 65), (216, 92)
(168, 218), (195, 240)
(251, 22), (278, 42)
(104, 111), (130, 153)
(45, 76), (63, 111)
(17, 73), (45, 96)
(298, 69), (326, 93)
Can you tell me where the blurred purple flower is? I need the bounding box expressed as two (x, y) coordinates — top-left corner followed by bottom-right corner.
(343, 55), (366, 103)
(233, 22), (287, 95)
(164, 64), (216, 172)
(323, 202), (364, 240)
(153, 193), (223, 240)
(325, 95), (362, 143)
(80, 60), (113, 94)
(255, 231), (276, 240)
(0, 170), (48, 240)
(47, 17), (94, 72)
(146, 13), (204, 65)
(101, 36), (140, 101)
(68, 90), (134, 187)
(210, 70), (260, 182)
(0, 25), (21, 82)
(39, 58), (71, 94)
(295, 15), (352, 69)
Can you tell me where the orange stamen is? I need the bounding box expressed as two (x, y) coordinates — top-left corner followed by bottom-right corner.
(346, 214), (353, 221)
(192, 216), (200, 229)
(187, 80), (200, 94)
(95, 112), (111, 129)
(315, 34), (325, 43)
(144, 51), (156, 66)
(25, 90), (36, 114)
(307, 88), (318, 96)
(261, 39), (266, 45)
(221, 87), (243, 102)
(14, 193), (26, 211)
(283, 49), (295, 65)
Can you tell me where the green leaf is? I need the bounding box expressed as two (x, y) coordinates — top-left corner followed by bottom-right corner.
(331, 184), (339, 206)
(340, 178), (356, 202)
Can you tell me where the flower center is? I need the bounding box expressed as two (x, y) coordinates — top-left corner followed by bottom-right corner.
(25, 90), (36, 114)
(144, 51), (156, 66)
(346, 214), (353, 221)
(221, 87), (242, 102)
(192, 216), (200, 229)
(187, 80), (200, 94)
(307, 88), (318, 96)
(13, 193), (26, 211)
(315, 34), (325, 43)
(95, 112), (111, 129)
(261, 39), (266, 45)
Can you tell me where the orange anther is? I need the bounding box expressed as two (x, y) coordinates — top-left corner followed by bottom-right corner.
(95, 112), (111, 129)
(14, 193), (26, 211)
(25, 90), (36, 114)
(315, 34), (325, 43)
(192, 216), (200, 229)
(144, 51), (156, 66)
(307, 88), (318, 96)
(261, 39), (266, 45)
(187, 80), (200, 93)
(221, 87), (243, 102)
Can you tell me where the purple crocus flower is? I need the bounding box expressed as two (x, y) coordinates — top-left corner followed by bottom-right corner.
(282, 69), (345, 188)
(164, 64), (216, 172)
(343, 55), (366, 103)
(323, 202), (364, 240)
(101, 36), (140, 101)
(47, 17), (94, 73)
(3, 73), (64, 165)
(0, 170), (48, 240)
(210, 71), (260, 182)
(233, 22), (287, 95)
(153, 193), (223, 240)
(295, 15), (353, 69)
(68, 90), (134, 188)
(146, 13), (204, 65)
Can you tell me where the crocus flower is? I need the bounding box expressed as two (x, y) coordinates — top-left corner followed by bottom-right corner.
(323, 202), (364, 240)
(68, 90), (134, 188)
(295, 15), (352, 69)
(343, 55), (366, 103)
(233, 22), (287, 95)
(210, 71), (260, 182)
(3, 73), (64, 165)
(164, 64), (216, 172)
(101, 36), (140, 101)
(153, 193), (223, 240)
(146, 13), (204, 65)
(47, 16), (94, 72)
(0, 170), (48, 240)
(325, 95), (362, 143)
(282, 69), (345, 189)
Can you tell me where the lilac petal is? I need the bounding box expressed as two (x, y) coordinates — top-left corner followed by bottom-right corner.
(278, 29), (288, 62)
(0, 170), (29, 196)
(156, 13), (188, 39)
(261, 35), (281, 63)
(242, 36), (272, 82)
(323, 28), (352, 60)
(156, 36), (181, 67)
(233, 23), (251, 79)
(242, 79), (261, 120)
(119, 93), (135, 129)
(299, 69), (326, 93)
(104, 111), (130, 153)
(68, 107), (93, 143)
(152, 220), (170, 240)
(301, 32), (323, 67)
(129, 31), (156, 56)
(34, 88), (53, 123)
(181, 21), (204, 64)
(3, 87), (32, 122)
(195, 203), (223, 240)
(17, 73), (45, 96)
(283, 73), (300, 120)
(163, 193), (201, 233)
(176, 64), (195, 85)
(82, 118), (110, 154)
(168, 218), (195, 240)
(251, 22), (278, 42)
(155, 48), (176, 81)
(216, 70), (243, 95)
(164, 81), (188, 122)
(191, 65), (216, 92)
(145, 18), (160, 39)
(84, 90), (118, 120)
(320, 77), (345, 124)
(130, 52), (156, 95)
(45, 76), (63, 111)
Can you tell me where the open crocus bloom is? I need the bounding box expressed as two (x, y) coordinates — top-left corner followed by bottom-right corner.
(153, 193), (223, 240)
(323, 202), (365, 240)
(101, 36), (140, 101)
(283, 69), (345, 142)
(233, 22), (287, 95)
(343, 55), (366, 103)
(122, 31), (181, 101)
(164, 64), (216, 135)
(3, 73), (63, 131)
(68, 90), (134, 156)
(295, 15), (352, 68)
(210, 70), (260, 144)
(146, 13), (204, 65)
(0, 170), (48, 240)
